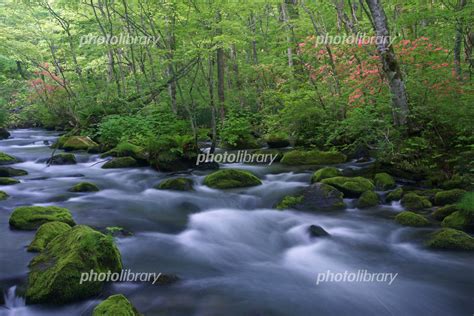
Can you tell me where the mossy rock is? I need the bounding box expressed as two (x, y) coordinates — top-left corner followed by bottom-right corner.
(0, 128), (10, 139)
(26, 225), (123, 304)
(68, 182), (100, 192)
(442, 211), (473, 230)
(265, 134), (290, 148)
(426, 228), (474, 250)
(395, 211), (430, 227)
(409, 189), (442, 203)
(62, 136), (99, 152)
(277, 183), (345, 211)
(311, 167), (342, 183)
(0, 190), (9, 200)
(0, 167), (28, 177)
(203, 169), (262, 189)
(432, 205), (459, 221)
(321, 176), (375, 198)
(156, 178), (193, 191)
(357, 191), (379, 208)
(51, 135), (69, 149)
(27, 221), (72, 252)
(276, 195), (303, 210)
(47, 153), (77, 165)
(9, 206), (75, 230)
(280, 150), (346, 165)
(100, 142), (146, 161)
(0, 152), (20, 165)
(222, 136), (261, 150)
(374, 173), (396, 191)
(434, 189), (467, 206)
(93, 294), (141, 316)
(102, 157), (138, 169)
(0, 177), (20, 185)
(386, 188), (403, 202)
(401, 193), (432, 211)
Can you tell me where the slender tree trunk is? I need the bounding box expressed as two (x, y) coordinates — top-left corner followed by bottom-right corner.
(454, 0), (467, 79)
(216, 10), (225, 123)
(208, 57), (217, 154)
(365, 0), (409, 126)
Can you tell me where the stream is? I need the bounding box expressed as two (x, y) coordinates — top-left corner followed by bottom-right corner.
(0, 129), (473, 316)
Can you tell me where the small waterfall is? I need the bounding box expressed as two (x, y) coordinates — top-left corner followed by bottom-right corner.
(3, 286), (25, 309)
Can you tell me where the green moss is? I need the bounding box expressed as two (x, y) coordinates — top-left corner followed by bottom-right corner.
(395, 211), (430, 227)
(432, 205), (459, 221)
(93, 294), (141, 316)
(0, 177), (20, 185)
(101, 142), (146, 161)
(280, 150), (346, 165)
(426, 228), (474, 250)
(156, 177), (194, 191)
(0, 190), (9, 200)
(27, 221), (72, 252)
(458, 192), (474, 213)
(62, 136), (99, 152)
(0, 167), (28, 177)
(386, 188), (403, 202)
(265, 133), (290, 148)
(401, 193), (432, 211)
(0, 152), (19, 165)
(26, 225), (123, 304)
(203, 169), (262, 189)
(47, 153), (77, 165)
(68, 182), (100, 192)
(51, 135), (69, 149)
(102, 157), (138, 169)
(321, 176), (375, 197)
(434, 189), (467, 206)
(9, 206), (75, 230)
(374, 173), (396, 190)
(357, 191), (379, 208)
(311, 167), (342, 183)
(276, 195), (303, 210)
(442, 211), (472, 230)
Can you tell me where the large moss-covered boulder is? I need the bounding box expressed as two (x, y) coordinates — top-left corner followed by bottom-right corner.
(357, 191), (379, 208)
(93, 294), (141, 316)
(9, 206), (75, 230)
(277, 183), (345, 211)
(386, 188), (403, 202)
(401, 193), (432, 211)
(432, 205), (459, 221)
(281, 150), (346, 165)
(62, 136), (99, 152)
(0, 128), (10, 139)
(374, 173), (396, 191)
(434, 189), (467, 206)
(0, 190), (9, 200)
(0, 177), (20, 185)
(100, 142), (146, 162)
(321, 176), (375, 197)
(25, 225), (123, 304)
(68, 182), (100, 192)
(155, 178), (193, 191)
(442, 210), (473, 230)
(311, 167), (342, 183)
(426, 228), (474, 250)
(0, 167), (28, 177)
(102, 157), (138, 169)
(27, 221), (72, 252)
(395, 211), (430, 227)
(265, 133), (290, 148)
(0, 152), (19, 165)
(203, 169), (262, 189)
(47, 153), (77, 165)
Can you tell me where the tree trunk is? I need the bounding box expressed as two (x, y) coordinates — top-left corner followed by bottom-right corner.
(216, 10), (225, 123)
(365, 0), (409, 126)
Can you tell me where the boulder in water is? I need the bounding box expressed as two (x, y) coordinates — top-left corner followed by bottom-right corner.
(426, 228), (474, 250)
(62, 136), (99, 152)
(311, 167), (342, 183)
(307, 225), (330, 237)
(47, 153), (77, 165)
(434, 189), (466, 206)
(0, 128), (10, 139)
(27, 221), (72, 252)
(0, 152), (20, 165)
(93, 294), (141, 316)
(0, 190), (9, 200)
(277, 183), (345, 211)
(203, 169), (262, 189)
(321, 176), (375, 198)
(374, 173), (396, 190)
(401, 193), (432, 211)
(395, 211), (430, 227)
(357, 191), (379, 208)
(102, 157), (138, 169)
(155, 177), (193, 191)
(9, 206), (75, 230)
(0, 167), (28, 177)
(0, 177), (20, 185)
(68, 182), (100, 192)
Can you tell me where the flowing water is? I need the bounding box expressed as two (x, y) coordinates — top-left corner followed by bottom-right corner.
(0, 129), (472, 316)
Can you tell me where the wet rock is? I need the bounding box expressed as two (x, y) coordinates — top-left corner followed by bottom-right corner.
(100, 142), (147, 162)
(0, 152), (20, 165)
(27, 221), (72, 252)
(321, 176), (375, 198)
(374, 172), (396, 191)
(155, 177), (193, 191)
(265, 133), (290, 148)
(434, 189), (466, 206)
(0, 190), (9, 200)
(9, 206), (75, 230)
(0, 128), (10, 139)
(395, 211), (430, 227)
(203, 169), (262, 189)
(311, 167), (342, 183)
(0, 167), (28, 177)
(442, 211), (474, 231)
(102, 157), (138, 169)
(357, 191), (379, 208)
(26, 225), (122, 304)
(386, 188), (403, 202)
(0, 177), (20, 185)
(92, 294), (141, 316)
(47, 153), (77, 165)
(401, 193), (432, 211)
(307, 225), (330, 237)
(68, 182), (100, 192)
(194, 161), (220, 170)
(281, 150), (346, 165)
(62, 136), (99, 152)
(426, 228), (474, 250)
(432, 205), (459, 221)
(277, 183), (345, 211)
